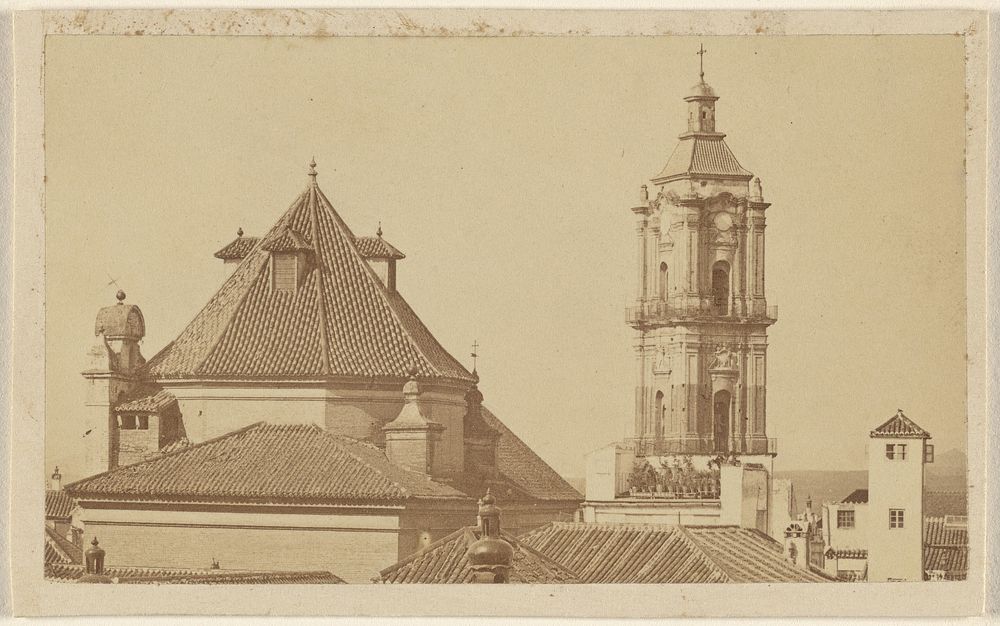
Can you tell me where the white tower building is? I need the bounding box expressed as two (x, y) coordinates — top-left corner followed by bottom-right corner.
(866, 410), (932, 581)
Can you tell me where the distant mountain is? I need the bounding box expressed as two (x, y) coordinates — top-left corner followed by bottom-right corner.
(776, 457), (968, 514)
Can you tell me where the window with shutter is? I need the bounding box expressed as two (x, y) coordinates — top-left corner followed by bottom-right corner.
(273, 254), (297, 291)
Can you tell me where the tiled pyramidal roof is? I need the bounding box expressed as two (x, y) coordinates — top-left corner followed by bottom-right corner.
(654, 135), (753, 183)
(65, 423), (468, 503)
(519, 522), (832, 583)
(870, 410), (931, 439)
(143, 172), (473, 381)
(378, 527), (579, 584)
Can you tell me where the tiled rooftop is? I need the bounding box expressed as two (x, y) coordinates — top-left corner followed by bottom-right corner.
(143, 174), (473, 382)
(841, 489), (869, 504)
(355, 235), (405, 260)
(44, 527), (82, 565)
(65, 422), (468, 504)
(870, 410), (931, 439)
(45, 562), (344, 584)
(654, 136), (753, 183)
(45, 490), (76, 519)
(213, 235), (260, 261)
(378, 526), (579, 584)
(826, 548), (867, 559)
(519, 522), (832, 583)
(481, 407), (582, 502)
(115, 389), (176, 413)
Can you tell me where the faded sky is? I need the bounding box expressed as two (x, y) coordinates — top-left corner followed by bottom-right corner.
(43, 35), (967, 483)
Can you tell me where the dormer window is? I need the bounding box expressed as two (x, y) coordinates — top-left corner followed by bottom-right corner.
(272, 253), (300, 292)
(262, 227), (312, 293)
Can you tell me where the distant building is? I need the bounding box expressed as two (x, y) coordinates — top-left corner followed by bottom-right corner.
(584, 58), (791, 537)
(68, 161), (580, 581)
(519, 521), (831, 583)
(820, 411), (965, 581)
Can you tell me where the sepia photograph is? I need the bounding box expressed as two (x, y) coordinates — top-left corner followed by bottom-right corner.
(8, 7), (990, 619)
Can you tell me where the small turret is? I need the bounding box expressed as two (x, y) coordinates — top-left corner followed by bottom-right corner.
(466, 490), (514, 583)
(78, 537), (112, 584)
(50, 466), (62, 491)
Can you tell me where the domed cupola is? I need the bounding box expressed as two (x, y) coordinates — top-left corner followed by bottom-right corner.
(466, 489), (514, 583)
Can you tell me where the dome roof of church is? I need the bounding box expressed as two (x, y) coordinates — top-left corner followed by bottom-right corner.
(687, 80), (717, 99)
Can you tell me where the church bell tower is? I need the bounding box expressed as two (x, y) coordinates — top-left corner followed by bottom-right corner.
(626, 49), (777, 461)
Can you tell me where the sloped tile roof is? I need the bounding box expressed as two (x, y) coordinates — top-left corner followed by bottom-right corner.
(841, 489), (869, 504)
(214, 235), (260, 261)
(46, 490), (76, 519)
(44, 527), (83, 565)
(924, 516), (967, 547)
(924, 516), (967, 579)
(355, 235), (405, 260)
(64, 422), (468, 503)
(870, 410), (931, 439)
(520, 522), (832, 583)
(653, 136), (753, 183)
(143, 174), (473, 382)
(826, 548), (867, 559)
(378, 527), (579, 584)
(480, 407), (582, 502)
(45, 562), (344, 584)
(115, 389), (176, 413)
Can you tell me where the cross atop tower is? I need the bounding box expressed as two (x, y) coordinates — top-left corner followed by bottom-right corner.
(470, 340), (479, 373)
(697, 43), (707, 81)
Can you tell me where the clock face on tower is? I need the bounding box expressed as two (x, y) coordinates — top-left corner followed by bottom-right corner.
(713, 212), (733, 231)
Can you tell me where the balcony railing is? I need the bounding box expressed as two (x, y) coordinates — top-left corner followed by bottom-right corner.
(626, 301), (778, 324)
(626, 436), (777, 457)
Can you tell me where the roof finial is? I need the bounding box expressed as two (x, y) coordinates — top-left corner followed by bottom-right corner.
(377, 221), (383, 238)
(697, 43), (707, 81)
(237, 227), (244, 238)
(115, 289), (126, 303)
(308, 158), (318, 183)
(471, 339), (479, 376)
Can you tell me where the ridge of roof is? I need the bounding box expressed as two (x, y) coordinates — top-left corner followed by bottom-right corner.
(871, 411), (931, 439)
(64, 422), (468, 503)
(480, 406), (582, 502)
(143, 177), (473, 382)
